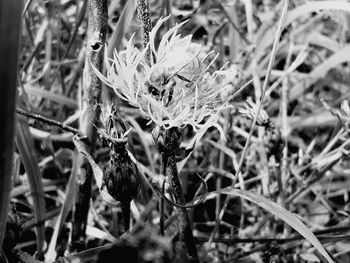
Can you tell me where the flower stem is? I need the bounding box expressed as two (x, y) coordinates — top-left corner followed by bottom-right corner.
(136, 0), (152, 63)
(159, 154), (167, 235)
(166, 155), (199, 263)
(121, 201), (131, 232)
(71, 0), (108, 251)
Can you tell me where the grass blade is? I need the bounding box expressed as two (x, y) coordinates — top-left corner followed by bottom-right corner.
(217, 189), (334, 263)
(16, 117), (46, 257)
(45, 152), (78, 261)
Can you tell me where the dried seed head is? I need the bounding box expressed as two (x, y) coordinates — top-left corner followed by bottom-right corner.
(152, 125), (182, 155)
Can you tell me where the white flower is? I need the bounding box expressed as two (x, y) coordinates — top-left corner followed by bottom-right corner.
(94, 16), (228, 133)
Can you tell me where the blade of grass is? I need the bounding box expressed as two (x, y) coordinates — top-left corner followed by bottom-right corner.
(208, 0), (290, 245)
(24, 84), (78, 108)
(16, 117), (46, 258)
(0, 0), (23, 251)
(216, 189), (334, 263)
(45, 152), (79, 261)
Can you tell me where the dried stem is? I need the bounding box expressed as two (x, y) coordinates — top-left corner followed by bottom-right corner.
(166, 155), (199, 263)
(71, 0), (108, 251)
(0, 0), (22, 252)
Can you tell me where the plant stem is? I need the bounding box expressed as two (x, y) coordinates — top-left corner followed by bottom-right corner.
(0, 0), (22, 252)
(16, 108), (82, 135)
(136, 0), (152, 63)
(208, 0), (290, 245)
(159, 154), (168, 235)
(166, 155), (199, 263)
(71, 0), (108, 251)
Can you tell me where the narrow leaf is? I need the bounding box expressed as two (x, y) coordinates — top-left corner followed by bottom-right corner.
(45, 152), (78, 262)
(217, 189), (334, 263)
(16, 117), (46, 257)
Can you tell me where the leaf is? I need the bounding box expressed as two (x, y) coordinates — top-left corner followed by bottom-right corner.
(24, 84), (78, 108)
(45, 152), (78, 262)
(216, 189), (334, 263)
(174, 142), (196, 163)
(73, 137), (119, 205)
(16, 117), (46, 257)
(300, 253), (320, 262)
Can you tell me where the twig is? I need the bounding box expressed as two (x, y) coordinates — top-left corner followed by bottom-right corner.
(71, 0), (108, 251)
(16, 108), (82, 135)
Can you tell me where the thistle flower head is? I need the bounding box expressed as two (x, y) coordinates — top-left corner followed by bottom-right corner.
(94, 16), (229, 133)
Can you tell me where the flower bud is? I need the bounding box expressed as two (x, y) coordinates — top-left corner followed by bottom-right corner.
(103, 149), (141, 203)
(152, 125), (182, 155)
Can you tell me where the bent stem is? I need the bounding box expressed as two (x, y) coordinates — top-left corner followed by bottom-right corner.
(166, 155), (199, 263)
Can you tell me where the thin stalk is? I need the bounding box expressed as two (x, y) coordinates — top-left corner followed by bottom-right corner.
(16, 108), (82, 135)
(160, 154), (168, 235)
(208, 0), (290, 245)
(71, 0), (108, 251)
(281, 39), (294, 238)
(166, 155), (199, 263)
(0, 0), (22, 251)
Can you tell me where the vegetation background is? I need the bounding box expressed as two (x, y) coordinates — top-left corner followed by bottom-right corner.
(0, 0), (350, 262)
